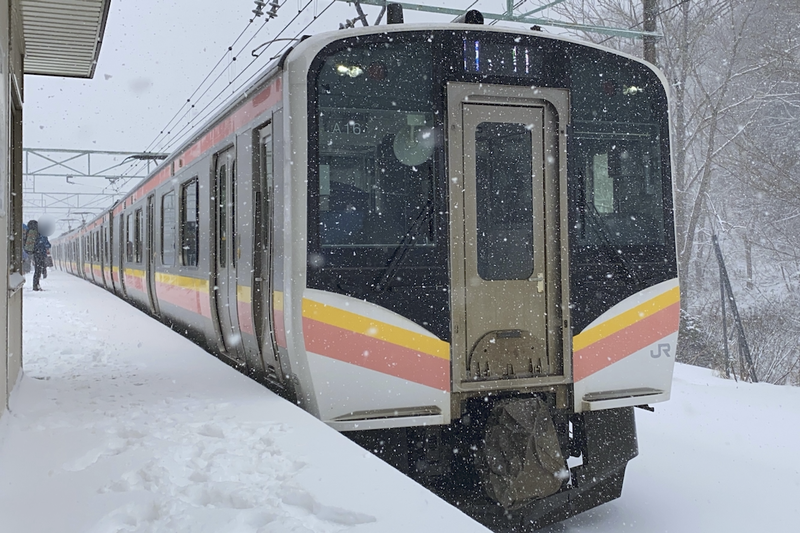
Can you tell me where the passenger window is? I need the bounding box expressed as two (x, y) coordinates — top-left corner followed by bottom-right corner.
(181, 178), (199, 267)
(161, 190), (176, 266)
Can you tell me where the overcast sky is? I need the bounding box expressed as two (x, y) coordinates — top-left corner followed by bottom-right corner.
(26, 0), (332, 152)
(23, 0), (493, 152)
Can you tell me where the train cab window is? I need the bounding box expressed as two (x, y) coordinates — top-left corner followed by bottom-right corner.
(570, 51), (668, 249)
(577, 137), (665, 246)
(180, 178), (199, 267)
(161, 190), (176, 266)
(313, 40), (437, 251)
(134, 209), (143, 263)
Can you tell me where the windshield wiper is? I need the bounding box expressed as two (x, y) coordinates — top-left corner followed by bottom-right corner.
(585, 204), (642, 287)
(375, 199), (434, 293)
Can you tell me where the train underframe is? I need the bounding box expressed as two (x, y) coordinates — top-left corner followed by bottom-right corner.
(348, 396), (638, 531)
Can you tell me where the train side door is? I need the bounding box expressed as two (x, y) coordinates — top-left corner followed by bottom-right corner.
(213, 147), (246, 363)
(253, 123), (280, 375)
(106, 219), (113, 291)
(448, 83), (569, 393)
(102, 224), (110, 289)
(146, 194), (160, 315)
(119, 214), (128, 298)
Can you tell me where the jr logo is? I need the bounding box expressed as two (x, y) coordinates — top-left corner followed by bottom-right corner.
(650, 343), (672, 358)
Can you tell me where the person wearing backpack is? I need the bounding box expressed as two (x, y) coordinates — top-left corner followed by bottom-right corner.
(24, 220), (45, 291)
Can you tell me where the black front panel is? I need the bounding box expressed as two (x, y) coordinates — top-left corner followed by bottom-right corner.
(307, 30), (675, 340)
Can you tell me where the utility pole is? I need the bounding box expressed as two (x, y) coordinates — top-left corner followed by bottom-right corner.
(643, 0), (658, 64)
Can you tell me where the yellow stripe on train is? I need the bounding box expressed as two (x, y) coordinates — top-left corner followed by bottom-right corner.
(302, 298), (450, 361)
(573, 285), (680, 352)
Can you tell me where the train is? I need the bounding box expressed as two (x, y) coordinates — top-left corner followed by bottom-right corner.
(52, 10), (680, 531)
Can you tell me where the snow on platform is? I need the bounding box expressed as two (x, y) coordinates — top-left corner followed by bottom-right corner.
(0, 272), (490, 533)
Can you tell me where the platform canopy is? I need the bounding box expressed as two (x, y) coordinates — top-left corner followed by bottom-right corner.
(21, 0), (112, 78)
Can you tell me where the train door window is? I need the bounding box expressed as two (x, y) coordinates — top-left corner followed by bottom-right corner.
(218, 161), (228, 268)
(134, 209), (143, 263)
(180, 177), (199, 267)
(126, 214), (133, 262)
(254, 122), (274, 354)
(475, 122), (535, 281)
(230, 160), (236, 268)
(161, 190), (176, 266)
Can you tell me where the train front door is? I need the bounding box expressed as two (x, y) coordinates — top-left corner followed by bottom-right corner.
(447, 83), (569, 392)
(213, 147), (246, 364)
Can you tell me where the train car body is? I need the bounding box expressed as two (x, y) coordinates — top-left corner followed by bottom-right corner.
(52, 19), (679, 531)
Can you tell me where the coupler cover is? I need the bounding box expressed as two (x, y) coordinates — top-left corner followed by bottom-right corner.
(477, 397), (567, 508)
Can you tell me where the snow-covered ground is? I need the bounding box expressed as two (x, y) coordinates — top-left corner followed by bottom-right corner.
(1, 270), (799, 532)
(0, 272), (490, 533)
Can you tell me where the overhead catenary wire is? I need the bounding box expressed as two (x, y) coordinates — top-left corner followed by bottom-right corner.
(113, 2), (294, 187)
(148, 3), (292, 155)
(119, 2), (292, 183)
(111, 0), (336, 192)
(145, 4), (288, 159)
(156, 0), (335, 155)
(139, 15), (264, 157)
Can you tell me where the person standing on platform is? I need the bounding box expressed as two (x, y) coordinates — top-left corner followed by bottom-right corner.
(24, 220), (42, 290)
(24, 220), (49, 291)
(37, 233), (52, 280)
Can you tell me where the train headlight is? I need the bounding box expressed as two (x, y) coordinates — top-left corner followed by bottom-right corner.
(336, 64), (364, 78)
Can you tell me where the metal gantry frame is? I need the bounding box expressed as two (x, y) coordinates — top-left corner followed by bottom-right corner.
(22, 147), (168, 233)
(336, 0), (662, 40)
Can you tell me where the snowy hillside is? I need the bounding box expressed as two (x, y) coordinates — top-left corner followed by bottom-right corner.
(1, 271), (799, 532)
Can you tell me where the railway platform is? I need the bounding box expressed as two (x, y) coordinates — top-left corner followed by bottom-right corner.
(0, 271), (490, 533)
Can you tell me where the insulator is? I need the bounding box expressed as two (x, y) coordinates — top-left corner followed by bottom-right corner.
(253, 0), (266, 17)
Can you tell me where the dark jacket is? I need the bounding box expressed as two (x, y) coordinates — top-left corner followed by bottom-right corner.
(34, 235), (51, 255)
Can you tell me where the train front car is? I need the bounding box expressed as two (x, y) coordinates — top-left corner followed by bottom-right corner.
(282, 24), (678, 530)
